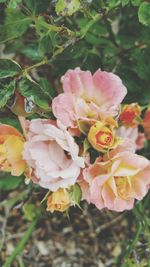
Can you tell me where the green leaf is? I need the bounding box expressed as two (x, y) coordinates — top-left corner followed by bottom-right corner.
(0, 80), (16, 108)
(70, 184), (82, 206)
(1, 8), (31, 40)
(8, 0), (22, 9)
(35, 16), (61, 37)
(121, 0), (129, 6)
(21, 43), (42, 61)
(131, 47), (150, 81)
(138, 2), (150, 26)
(23, 203), (40, 221)
(0, 59), (21, 79)
(144, 215), (150, 227)
(56, 0), (80, 16)
(0, 174), (22, 190)
(39, 78), (56, 99)
(131, 0), (141, 6)
(83, 138), (90, 154)
(0, 117), (21, 130)
(25, 0), (50, 14)
(38, 32), (57, 56)
(108, 0), (120, 8)
(77, 120), (91, 135)
(18, 77), (51, 110)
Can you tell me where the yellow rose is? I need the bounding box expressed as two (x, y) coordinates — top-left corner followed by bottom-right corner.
(88, 121), (121, 152)
(46, 188), (70, 213)
(0, 124), (26, 176)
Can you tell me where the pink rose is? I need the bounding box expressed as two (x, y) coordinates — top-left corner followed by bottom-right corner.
(117, 126), (145, 152)
(23, 119), (84, 191)
(136, 133), (146, 150)
(80, 147), (150, 212)
(52, 68), (127, 128)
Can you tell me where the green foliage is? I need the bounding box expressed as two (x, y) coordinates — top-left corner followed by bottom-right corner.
(138, 2), (150, 26)
(18, 77), (51, 110)
(121, 0), (130, 7)
(0, 173), (22, 190)
(131, 0), (141, 6)
(0, 0), (149, 106)
(23, 203), (41, 221)
(7, 0), (22, 9)
(0, 80), (16, 108)
(25, 0), (50, 15)
(0, 59), (21, 79)
(0, 8), (31, 41)
(70, 184), (82, 206)
(55, 0), (80, 16)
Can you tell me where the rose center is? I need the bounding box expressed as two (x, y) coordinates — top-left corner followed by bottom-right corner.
(114, 176), (130, 199)
(95, 131), (112, 146)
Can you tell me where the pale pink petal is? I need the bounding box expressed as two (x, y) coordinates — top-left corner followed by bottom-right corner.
(29, 119), (54, 135)
(136, 133), (146, 150)
(131, 167), (150, 200)
(78, 178), (91, 203)
(52, 93), (75, 127)
(61, 67), (94, 97)
(93, 70), (127, 114)
(75, 98), (92, 117)
(90, 180), (104, 209)
(120, 153), (149, 171)
(114, 197), (134, 212)
(48, 142), (67, 168)
(102, 184), (115, 210)
(44, 124), (66, 141)
(117, 126), (145, 152)
(131, 177), (148, 200)
(23, 119), (84, 191)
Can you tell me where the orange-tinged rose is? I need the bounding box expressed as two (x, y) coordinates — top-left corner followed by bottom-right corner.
(88, 121), (121, 152)
(46, 188), (70, 213)
(0, 124), (26, 176)
(119, 103), (141, 126)
(142, 108), (150, 139)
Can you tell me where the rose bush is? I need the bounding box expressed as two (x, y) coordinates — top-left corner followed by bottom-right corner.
(1, 1), (150, 265)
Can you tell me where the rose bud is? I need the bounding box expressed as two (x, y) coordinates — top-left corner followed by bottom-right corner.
(119, 103), (141, 126)
(0, 124), (26, 176)
(88, 121), (121, 152)
(46, 189), (70, 213)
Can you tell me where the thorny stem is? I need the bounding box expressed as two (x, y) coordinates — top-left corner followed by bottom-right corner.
(18, 12), (102, 75)
(77, 13), (102, 38)
(21, 58), (49, 75)
(2, 216), (39, 267)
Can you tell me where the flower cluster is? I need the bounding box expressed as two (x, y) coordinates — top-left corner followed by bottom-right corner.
(1, 68), (150, 213)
